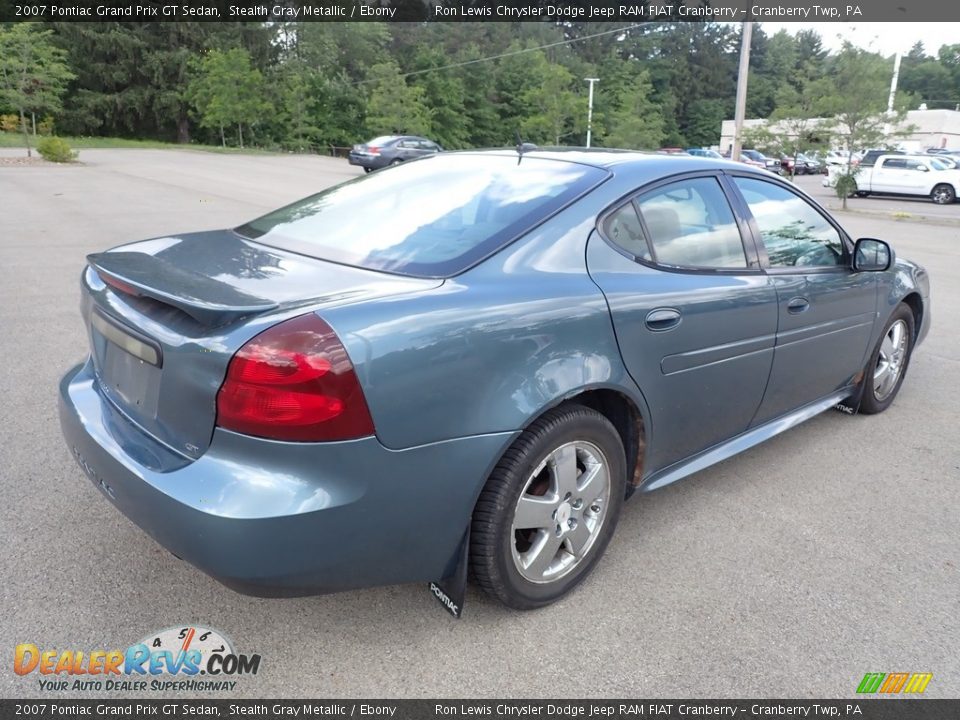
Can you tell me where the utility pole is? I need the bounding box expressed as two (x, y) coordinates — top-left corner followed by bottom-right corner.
(731, 21), (753, 162)
(887, 50), (902, 113)
(585, 77), (599, 148)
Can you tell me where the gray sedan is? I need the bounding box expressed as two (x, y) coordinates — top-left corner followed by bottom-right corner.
(348, 134), (443, 172)
(59, 151), (930, 612)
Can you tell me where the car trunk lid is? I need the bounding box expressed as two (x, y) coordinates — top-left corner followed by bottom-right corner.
(82, 230), (440, 460)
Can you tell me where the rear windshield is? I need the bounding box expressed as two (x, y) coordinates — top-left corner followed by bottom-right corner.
(235, 154), (608, 278)
(364, 136), (398, 146)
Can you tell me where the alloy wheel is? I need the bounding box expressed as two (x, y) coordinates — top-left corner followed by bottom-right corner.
(874, 319), (908, 401)
(510, 441), (611, 584)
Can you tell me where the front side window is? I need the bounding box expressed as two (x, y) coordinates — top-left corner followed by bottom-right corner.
(733, 177), (844, 268)
(634, 177), (747, 269)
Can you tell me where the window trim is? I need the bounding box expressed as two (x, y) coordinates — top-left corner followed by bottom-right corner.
(596, 170), (765, 275)
(723, 170), (854, 275)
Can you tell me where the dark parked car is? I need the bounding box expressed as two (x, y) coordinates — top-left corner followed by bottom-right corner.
(60, 151), (930, 611)
(856, 148), (904, 168)
(741, 149), (783, 174)
(795, 153), (823, 175)
(348, 134), (443, 172)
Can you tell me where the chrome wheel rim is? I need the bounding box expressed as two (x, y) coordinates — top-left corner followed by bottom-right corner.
(874, 319), (908, 401)
(933, 187), (952, 204)
(510, 441), (611, 584)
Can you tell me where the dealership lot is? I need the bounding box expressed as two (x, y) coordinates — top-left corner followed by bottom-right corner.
(1, 149), (958, 697)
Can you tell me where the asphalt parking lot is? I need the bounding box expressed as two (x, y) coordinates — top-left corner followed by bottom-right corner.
(1, 149), (958, 698)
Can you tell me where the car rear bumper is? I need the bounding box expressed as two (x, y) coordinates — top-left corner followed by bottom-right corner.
(347, 153), (387, 170)
(59, 359), (513, 597)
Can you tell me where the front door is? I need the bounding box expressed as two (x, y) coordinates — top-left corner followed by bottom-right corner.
(729, 175), (879, 425)
(586, 174), (779, 473)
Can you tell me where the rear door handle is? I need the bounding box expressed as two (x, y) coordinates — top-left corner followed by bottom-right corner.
(787, 297), (810, 314)
(645, 308), (682, 331)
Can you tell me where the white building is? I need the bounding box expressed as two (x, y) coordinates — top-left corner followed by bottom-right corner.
(719, 109), (960, 154)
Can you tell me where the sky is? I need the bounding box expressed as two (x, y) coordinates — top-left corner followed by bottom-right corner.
(756, 22), (958, 57)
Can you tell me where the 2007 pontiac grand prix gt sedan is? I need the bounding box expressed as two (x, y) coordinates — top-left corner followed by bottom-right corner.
(60, 150), (930, 610)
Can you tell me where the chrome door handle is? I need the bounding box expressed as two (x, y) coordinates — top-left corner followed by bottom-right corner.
(645, 308), (682, 331)
(787, 297), (810, 313)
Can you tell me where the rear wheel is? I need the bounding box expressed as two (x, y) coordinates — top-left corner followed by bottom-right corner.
(859, 304), (915, 415)
(470, 405), (626, 610)
(363, 167), (372, 174)
(931, 183), (956, 204)
(389, 158), (402, 166)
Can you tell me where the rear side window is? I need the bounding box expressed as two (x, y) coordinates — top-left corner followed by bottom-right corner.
(236, 154), (607, 278)
(603, 204), (652, 261)
(882, 158), (906, 169)
(634, 177), (747, 269)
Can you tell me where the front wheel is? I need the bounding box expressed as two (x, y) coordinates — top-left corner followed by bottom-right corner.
(470, 405), (626, 610)
(859, 304), (915, 415)
(931, 183), (956, 205)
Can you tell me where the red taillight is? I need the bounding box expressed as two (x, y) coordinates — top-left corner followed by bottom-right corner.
(367, 146), (380, 155)
(216, 313), (374, 442)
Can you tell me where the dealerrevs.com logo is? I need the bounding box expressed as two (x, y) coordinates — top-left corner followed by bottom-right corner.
(14, 626), (261, 693)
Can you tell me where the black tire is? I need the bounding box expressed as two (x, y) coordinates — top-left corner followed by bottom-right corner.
(470, 404), (626, 610)
(363, 167), (372, 174)
(859, 303), (915, 415)
(855, 191), (870, 198)
(931, 183), (956, 205)
(389, 158), (402, 166)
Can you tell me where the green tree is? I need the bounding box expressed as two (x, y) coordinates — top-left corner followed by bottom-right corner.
(364, 61), (431, 136)
(520, 58), (583, 145)
(600, 68), (665, 150)
(51, 23), (274, 143)
(749, 77), (836, 178)
(270, 59), (321, 151)
(410, 47), (469, 149)
(822, 44), (908, 208)
(186, 48), (270, 148)
(0, 23), (74, 156)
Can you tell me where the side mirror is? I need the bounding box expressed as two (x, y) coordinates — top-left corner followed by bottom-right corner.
(853, 238), (893, 272)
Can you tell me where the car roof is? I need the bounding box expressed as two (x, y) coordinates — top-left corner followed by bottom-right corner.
(445, 148), (771, 177)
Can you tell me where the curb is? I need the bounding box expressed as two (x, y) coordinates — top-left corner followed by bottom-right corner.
(823, 204), (960, 228)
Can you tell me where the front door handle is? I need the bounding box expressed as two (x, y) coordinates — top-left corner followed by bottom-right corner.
(787, 296), (810, 314)
(645, 308), (682, 331)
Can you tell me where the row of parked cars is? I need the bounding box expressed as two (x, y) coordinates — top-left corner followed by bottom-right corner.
(671, 147), (825, 176)
(349, 137), (957, 204)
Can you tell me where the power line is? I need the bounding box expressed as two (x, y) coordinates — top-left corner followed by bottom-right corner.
(350, 23), (651, 86)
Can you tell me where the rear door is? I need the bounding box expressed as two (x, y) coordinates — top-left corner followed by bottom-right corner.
(871, 157), (909, 193)
(728, 175), (878, 425)
(394, 138), (423, 160)
(587, 173), (778, 472)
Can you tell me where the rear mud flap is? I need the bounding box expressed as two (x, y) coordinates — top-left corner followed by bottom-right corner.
(834, 372), (866, 415)
(428, 527), (469, 619)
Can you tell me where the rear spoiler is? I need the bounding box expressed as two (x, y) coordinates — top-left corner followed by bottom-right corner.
(87, 251), (278, 326)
